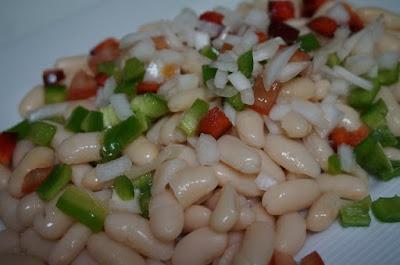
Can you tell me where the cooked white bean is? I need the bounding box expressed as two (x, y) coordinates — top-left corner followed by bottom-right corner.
(377, 88), (400, 136)
(124, 136), (159, 165)
(307, 192), (341, 232)
(236, 110), (265, 148)
(313, 79), (330, 101)
(172, 227), (228, 265)
(281, 77), (316, 100)
(336, 103), (362, 132)
(81, 169), (105, 191)
(216, 243), (241, 265)
(303, 132), (334, 171)
(210, 183), (240, 232)
(262, 179), (320, 215)
(19, 85), (44, 117)
(251, 204), (275, 228)
(48, 224), (91, 265)
(0, 230), (20, 254)
(71, 250), (99, 265)
(64, 100), (97, 120)
(175, 145), (199, 167)
(12, 140), (35, 169)
(184, 205), (212, 232)
(105, 213), (174, 261)
(170, 166), (218, 208)
(152, 159), (187, 195)
(168, 88), (207, 112)
(146, 116), (168, 145)
(9, 146), (54, 198)
(54, 55), (90, 86)
(57, 133), (101, 164)
(218, 135), (261, 174)
(196, 133), (220, 166)
(275, 212), (306, 256)
(0, 165), (11, 190)
(377, 31), (400, 53)
(286, 172), (309, 180)
(71, 164), (92, 188)
(205, 188), (222, 211)
(0, 191), (24, 231)
(17, 192), (44, 227)
(233, 222), (275, 265)
(149, 190), (184, 241)
(317, 174), (368, 201)
(49, 123), (73, 149)
(357, 7), (400, 30)
(384, 147), (400, 161)
(87, 232), (145, 265)
(265, 134), (320, 177)
(257, 150), (285, 183)
(0, 253), (46, 265)
(20, 228), (55, 261)
(232, 207), (256, 231)
(146, 260), (166, 265)
(212, 163), (262, 197)
(281, 111), (312, 138)
(160, 114), (186, 145)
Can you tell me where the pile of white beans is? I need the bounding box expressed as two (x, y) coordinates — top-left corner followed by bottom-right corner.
(1, 2), (400, 265)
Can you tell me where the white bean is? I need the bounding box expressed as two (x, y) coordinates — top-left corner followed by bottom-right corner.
(81, 169), (105, 191)
(251, 203), (275, 228)
(19, 85), (44, 118)
(196, 133), (220, 166)
(265, 134), (320, 178)
(377, 31), (400, 53)
(149, 190), (184, 241)
(232, 207), (256, 231)
(303, 132), (334, 171)
(0, 165), (11, 190)
(0, 191), (24, 231)
(210, 183), (240, 232)
(0, 253), (46, 265)
(281, 77), (316, 100)
(0, 230), (20, 254)
(124, 136), (159, 165)
(377, 88), (400, 136)
(275, 212), (306, 256)
(17, 192), (44, 227)
(71, 164), (93, 188)
(307, 192), (341, 232)
(313, 79), (330, 101)
(384, 147), (400, 161)
(160, 114), (186, 145)
(49, 123), (73, 149)
(12, 140), (34, 169)
(57, 133), (101, 164)
(168, 88), (207, 112)
(357, 7), (400, 30)
(146, 260), (166, 265)
(87, 232), (145, 265)
(336, 103), (362, 132)
(55, 55), (90, 87)
(236, 110), (265, 148)
(170, 166), (218, 208)
(152, 159), (187, 195)
(48, 224), (91, 265)
(20, 228), (55, 261)
(146, 116), (168, 145)
(218, 135), (261, 174)
(257, 150), (285, 183)
(281, 111), (312, 138)
(262, 179), (320, 215)
(184, 205), (212, 232)
(176, 145), (199, 167)
(9, 146), (54, 198)
(216, 243), (241, 265)
(71, 251), (99, 265)
(317, 174), (368, 201)
(172, 227), (228, 265)
(212, 163), (262, 197)
(105, 213), (174, 261)
(233, 222), (275, 265)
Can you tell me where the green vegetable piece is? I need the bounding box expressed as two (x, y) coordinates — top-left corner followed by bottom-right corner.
(7, 119), (30, 139)
(97, 61), (117, 76)
(56, 186), (108, 232)
(37, 164), (72, 201)
(298, 33), (320, 52)
(26, 121), (56, 146)
(339, 196), (372, 227)
(44, 85), (67, 104)
(81, 111), (104, 132)
(327, 53), (341, 68)
(131, 93), (169, 119)
(200, 46), (219, 60)
(238, 50), (253, 78)
(132, 172), (153, 218)
(226, 93), (245, 111)
(378, 64), (399, 86)
(361, 99), (388, 129)
(396, 137), (400, 150)
(100, 105), (120, 128)
(202, 65), (217, 85)
(101, 115), (146, 161)
(47, 116), (65, 124)
(114, 175), (134, 201)
(347, 77), (380, 110)
(114, 80), (136, 98)
(65, 106), (90, 133)
(178, 99), (209, 136)
(370, 126), (398, 147)
(123, 57), (145, 82)
(372, 196), (400, 222)
(327, 154), (341, 175)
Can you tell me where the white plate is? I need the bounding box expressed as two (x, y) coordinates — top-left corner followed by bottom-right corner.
(0, 0), (399, 264)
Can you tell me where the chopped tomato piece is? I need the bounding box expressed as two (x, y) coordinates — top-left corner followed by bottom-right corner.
(43, 68), (65, 86)
(251, 76), (281, 116)
(256, 31), (268, 43)
(300, 251), (325, 265)
(95, 73), (109, 87)
(348, 126), (369, 146)
(329, 126), (369, 148)
(152, 36), (169, 50)
(199, 107), (232, 139)
(308, 16), (338, 37)
(220, 43), (234, 53)
(68, 70), (98, 100)
(290, 50), (311, 62)
(343, 4), (364, 32)
(269, 251), (297, 265)
(137, 82), (160, 94)
(88, 38), (120, 73)
(269, 1), (295, 23)
(0, 132), (17, 166)
(269, 22), (300, 44)
(21, 167), (53, 195)
(302, 0), (326, 17)
(199, 11), (224, 25)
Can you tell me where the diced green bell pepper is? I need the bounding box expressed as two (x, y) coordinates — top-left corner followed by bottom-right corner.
(26, 121), (56, 146)
(114, 175), (135, 201)
(7, 119), (30, 139)
(81, 111), (104, 132)
(298, 33), (320, 52)
(339, 196), (372, 227)
(360, 99), (388, 129)
(178, 99), (209, 136)
(347, 77), (380, 110)
(327, 154), (342, 175)
(131, 93), (169, 119)
(372, 196), (400, 222)
(378, 64), (399, 86)
(132, 172), (153, 219)
(370, 126), (398, 147)
(114, 80), (136, 98)
(97, 61), (117, 76)
(123, 57), (145, 82)
(100, 105), (120, 128)
(238, 50), (253, 78)
(44, 85), (67, 104)
(65, 106), (90, 133)
(36, 164), (72, 201)
(327, 53), (341, 68)
(226, 92), (245, 111)
(202, 65), (217, 85)
(200, 46), (219, 60)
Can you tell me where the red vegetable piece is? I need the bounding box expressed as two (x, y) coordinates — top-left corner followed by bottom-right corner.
(199, 11), (224, 25)
(0, 132), (17, 166)
(329, 126), (369, 148)
(348, 126), (369, 146)
(300, 251), (325, 265)
(308, 16), (338, 37)
(256, 31), (268, 43)
(199, 107), (232, 139)
(68, 70), (98, 100)
(343, 3), (364, 32)
(137, 82), (160, 94)
(95, 73), (109, 87)
(290, 50), (311, 62)
(88, 38), (120, 73)
(251, 76), (281, 116)
(220, 43), (234, 53)
(152, 36), (169, 50)
(21, 167), (53, 195)
(302, 0), (326, 17)
(269, 1), (295, 23)
(268, 22), (300, 44)
(43, 68), (65, 86)
(269, 251), (297, 265)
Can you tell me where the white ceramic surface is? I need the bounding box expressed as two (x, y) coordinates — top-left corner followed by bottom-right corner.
(0, 1), (399, 264)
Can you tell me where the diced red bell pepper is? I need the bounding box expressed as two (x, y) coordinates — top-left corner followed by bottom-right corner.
(199, 11), (224, 25)
(268, 250), (297, 265)
(251, 76), (281, 116)
(220, 43), (234, 53)
(302, 0), (326, 17)
(68, 70), (98, 100)
(329, 126), (369, 148)
(198, 107), (232, 139)
(343, 3), (364, 32)
(95, 73), (109, 87)
(290, 50), (311, 62)
(152, 36), (169, 50)
(21, 167), (53, 194)
(43, 68), (65, 86)
(268, 22), (300, 44)
(300, 251), (325, 265)
(137, 82), (160, 94)
(256, 31), (268, 43)
(88, 38), (120, 73)
(0, 132), (17, 166)
(269, 1), (295, 23)
(308, 16), (338, 37)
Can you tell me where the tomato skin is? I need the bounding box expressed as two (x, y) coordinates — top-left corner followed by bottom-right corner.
(300, 251), (325, 265)
(251, 76), (282, 116)
(198, 107), (232, 139)
(21, 167), (53, 195)
(95, 73), (109, 87)
(136, 82), (160, 94)
(0, 132), (17, 166)
(88, 38), (120, 73)
(269, 1), (295, 23)
(199, 11), (224, 25)
(269, 22), (300, 44)
(308, 16), (338, 37)
(68, 70), (98, 100)
(343, 3), (364, 32)
(290, 50), (311, 62)
(329, 126), (369, 148)
(256, 31), (268, 43)
(302, 0), (326, 17)
(220, 43), (234, 53)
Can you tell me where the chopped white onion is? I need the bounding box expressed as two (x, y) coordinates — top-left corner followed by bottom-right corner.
(253, 37), (284, 62)
(196, 133), (220, 166)
(224, 34), (242, 46)
(129, 38), (155, 61)
(157, 50), (184, 65)
(228, 72), (251, 91)
(278, 62), (310, 83)
(206, 79), (238, 97)
(312, 51), (328, 74)
(333, 65), (373, 90)
(95, 77), (117, 107)
(269, 104), (292, 121)
(214, 69), (229, 89)
(161, 23), (184, 50)
(27, 102), (70, 122)
(291, 99), (328, 130)
(326, 3), (350, 24)
(254, 171), (278, 191)
(194, 31), (210, 51)
(177, 74), (199, 91)
(223, 102), (237, 126)
(212, 61), (238, 73)
(337, 29), (365, 60)
(321, 102), (344, 135)
(240, 88), (255, 105)
(378, 51), (400, 70)
(110, 94), (133, 121)
(330, 78), (350, 96)
(244, 9), (269, 30)
(96, 156), (132, 183)
(344, 54), (375, 75)
(196, 20), (223, 38)
(120, 29), (162, 49)
(144, 60), (164, 83)
(234, 31), (259, 54)
(338, 144), (356, 173)
(110, 189), (141, 214)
